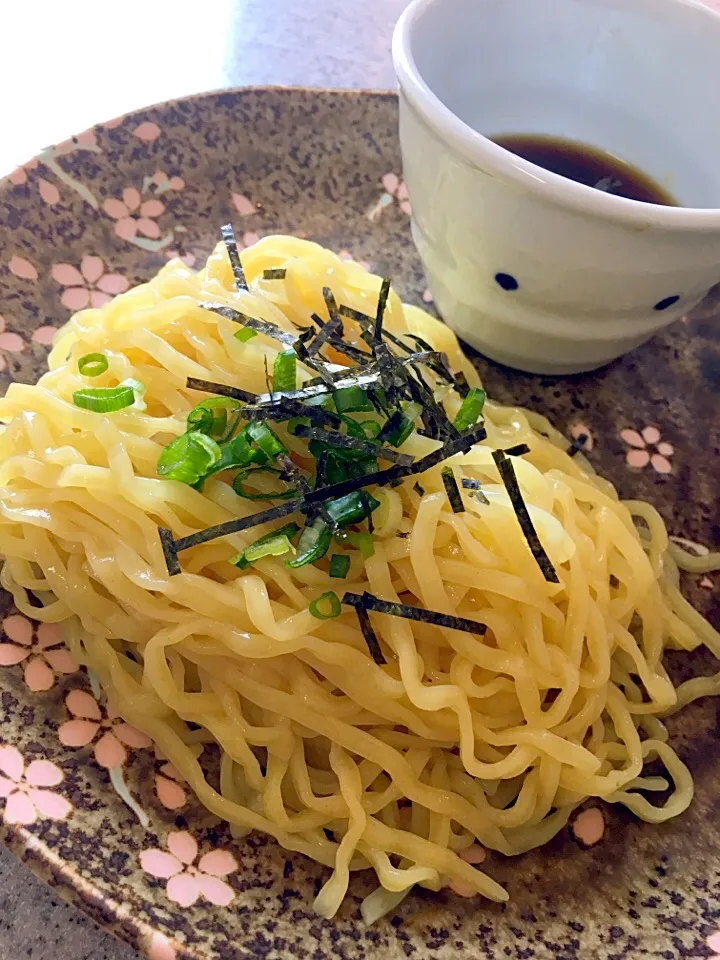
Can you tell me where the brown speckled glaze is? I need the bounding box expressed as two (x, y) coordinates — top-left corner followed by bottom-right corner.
(0, 88), (719, 960)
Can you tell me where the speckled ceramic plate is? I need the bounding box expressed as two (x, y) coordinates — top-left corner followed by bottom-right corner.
(0, 87), (719, 960)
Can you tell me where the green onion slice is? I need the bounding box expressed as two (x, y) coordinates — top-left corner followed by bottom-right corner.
(329, 554), (351, 578)
(231, 522), (300, 569)
(309, 590), (342, 620)
(245, 421), (286, 458)
(347, 531), (375, 559)
(78, 353), (108, 377)
(187, 397), (241, 441)
(334, 386), (374, 414)
(157, 432), (221, 485)
(286, 518), (332, 568)
(273, 349), (297, 392)
(234, 327), (258, 343)
(453, 388), (486, 433)
(73, 385), (135, 413)
(325, 491), (381, 527)
(233, 466), (297, 500)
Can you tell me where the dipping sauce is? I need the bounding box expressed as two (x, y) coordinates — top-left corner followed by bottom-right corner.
(491, 134), (677, 206)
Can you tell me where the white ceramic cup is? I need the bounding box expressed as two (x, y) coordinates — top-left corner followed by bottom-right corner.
(392, 0), (720, 374)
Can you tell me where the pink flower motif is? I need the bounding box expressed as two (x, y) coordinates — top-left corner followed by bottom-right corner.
(239, 231), (260, 250)
(103, 187), (166, 241)
(570, 422), (595, 452)
(707, 930), (720, 960)
(31, 326), (57, 347)
(54, 130), (98, 158)
(0, 615), (76, 692)
(154, 750), (188, 810)
(148, 170), (185, 196)
(134, 121), (161, 142)
(0, 745), (71, 825)
(231, 193), (257, 217)
(0, 316), (25, 371)
(58, 689), (151, 769)
(422, 288), (434, 304)
(146, 931), (178, 960)
(140, 831), (237, 907)
(620, 426), (673, 473)
(51, 256), (129, 311)
(381, 173), (412, 215)
(165, 249), (197, 268)
(8, 256), (38, 281)
(8, 158), (38, 186)
(8, 160), (59, 206)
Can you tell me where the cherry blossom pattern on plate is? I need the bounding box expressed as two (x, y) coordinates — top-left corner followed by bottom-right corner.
(231, 192), (258, 217)
(0, 745), (72, 825)
(569, 421), (596, 453)
(140, 831), (238, 908)
(103, 183), (177, 252)
(134, 121), (162, 142)
(0, 615), (76, 692)
(621, 426), (674, 473)
(51, 256), (129, 311)
(367, 173), (412, 222)
(154, 755), (189, 811)
(707, 930), (720, 960)
(7, 255), (38, 281)
(448, 845), (487, 897)
(8, 131), (101, 210)
(58, 687), (153, 825)
(0, 315), (26, 371)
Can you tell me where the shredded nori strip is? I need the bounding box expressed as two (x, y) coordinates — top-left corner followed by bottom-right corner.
(374, 278), (391, 342)
(396, 531), (410, 539)
(186, 377), (256, 403)
(376, 410), (406, 445)
(221, 224), (248, 291)
(200, 302), (297, 347)
(504, 443), (530, 457)
(441, 468), (464, 513)
(374, 342), (408, 405)
(159, 527), (181, 576)
(338, 304), (374, 327)
(185, 378), (341, 427)
(303, 422), (487, 507)
(461, 478), (490, 505)
(263, 268), (286, 280)
(342, 594), (387, 665)
(343, 591), (487, 637)
(325, 336), (373, 364)
(567, 433), (589, 458)
(291, 424), (414, 465)
(407, 366), (458, 441)
(492, 449), (560, 583)
(413, 481), (425, 497)
(306, 289), (344, 358)
(454, 372), (470, 399)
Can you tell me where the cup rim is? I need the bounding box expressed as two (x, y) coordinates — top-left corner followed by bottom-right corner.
(392, 0), (720, 231)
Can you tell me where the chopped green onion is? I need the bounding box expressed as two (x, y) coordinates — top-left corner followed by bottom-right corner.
(347, 531), (375, 559)
(452, 388), (486, 433)
(286, 518), (332, 568)
(273, 350), (297, 392)
(73, 385), (135, 413)
(234, 327), (258, 343)
(157, 432), (221, 484)
(334, 386), (374, 414)
(233, 467), (297, 500)
(245, 533), (294, 562)
(381, 402), (422, 447)
(245, 421), (286, 458)
(188, 397), (240, 440)
(78, 353), (108, 377)
(326, 491), (381, 527)
(231, 522), (300, 569)
(358, 420), (382, 440)
(329, 554), (351, 579)
(309, 590), (342, 620)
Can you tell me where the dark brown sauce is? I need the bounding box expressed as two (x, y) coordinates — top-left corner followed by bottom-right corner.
(491, 134), (677, 206)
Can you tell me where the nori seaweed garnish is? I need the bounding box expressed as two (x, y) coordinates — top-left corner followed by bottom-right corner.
(221, 224), (248, 290)
(374, 278), (391, 342)
(453, 372), (471, 399)
(343, 591), (487, 637)
(291, 424), (414, 465)
(461, 478), (490, 505)
(504, 443), (530, 457)
(342, 594), (387, 665)
(441, 468), (465, 513)
(263, 268), (287, 280)
(567, 433), (589, 458)
(186, 377), (257, 403)
(185, 378), (341, 426)
(491, 449), (560, 583)
(200, 302), (297, 347)
(413, 482), (425, 497)
(305, 288), (344, 358)
(159, 527), (181, 576)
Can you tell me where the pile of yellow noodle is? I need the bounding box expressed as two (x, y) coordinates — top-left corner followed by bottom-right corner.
(0, 236), (718, 920)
